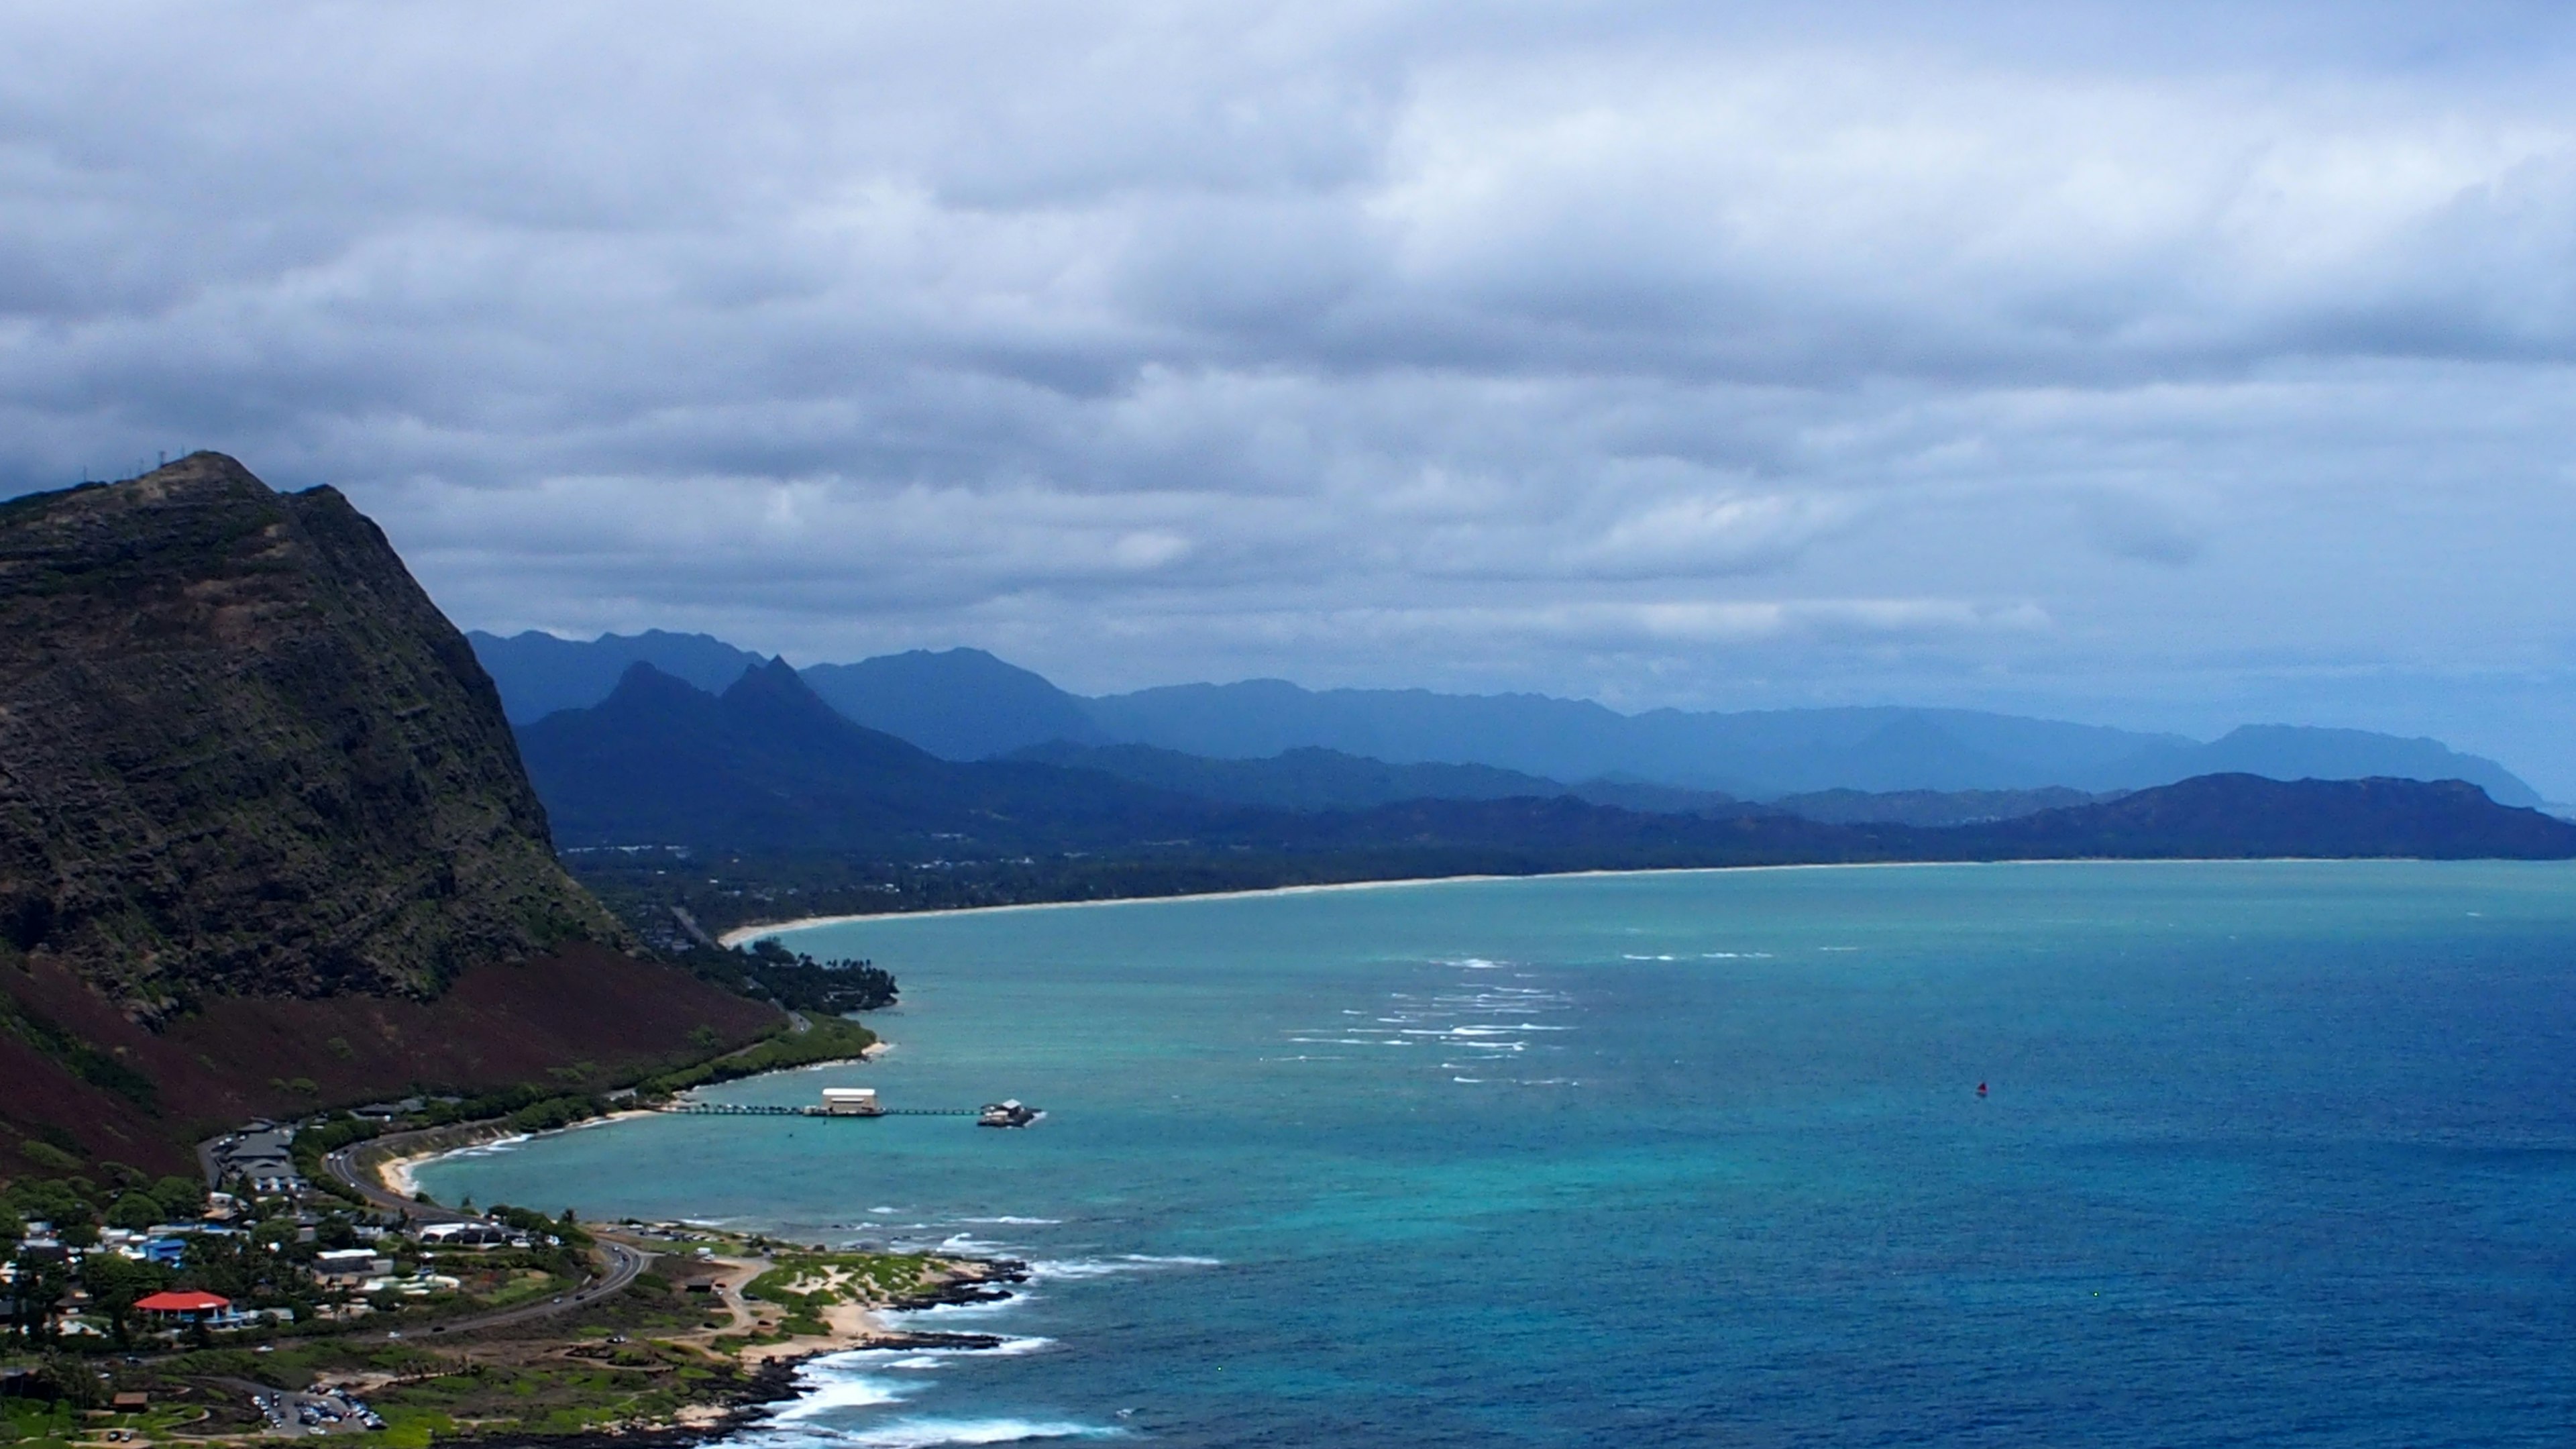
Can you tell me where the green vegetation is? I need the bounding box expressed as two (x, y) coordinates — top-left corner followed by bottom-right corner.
(483, 1203), (591, 1248)
(639, 1016), (877, 1097)
(0, 1362), (251, 1448)
(742, 1250), (940, 1335)
(0, 996), (157, 1111)
(735, 940), (898, 1014)
(118, 1332), (751, 1445)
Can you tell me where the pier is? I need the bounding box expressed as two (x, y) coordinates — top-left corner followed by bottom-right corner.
(659, 1102), (977, 1118)
(658, 1087), (1042, 1126)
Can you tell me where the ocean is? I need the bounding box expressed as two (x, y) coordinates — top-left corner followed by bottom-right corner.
(417, 861), (2576, 1447)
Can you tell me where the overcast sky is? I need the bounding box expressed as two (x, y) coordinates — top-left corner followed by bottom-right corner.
(7, 2), (2576, 789)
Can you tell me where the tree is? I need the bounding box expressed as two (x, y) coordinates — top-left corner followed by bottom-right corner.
(150, 1176), (206, 1221)
(5, 1178), (92, 1230)
(105, 1193), (163, 1232)
(79, 1252), (171, 1345)
(7, 1254), (69, 1343)
(34, 1354), (103, 1409)
(56, 1219), (97, 1249)
(0, 1208), (23, 1244)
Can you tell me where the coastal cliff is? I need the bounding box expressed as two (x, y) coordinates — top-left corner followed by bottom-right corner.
(0, 455), (775, 1175)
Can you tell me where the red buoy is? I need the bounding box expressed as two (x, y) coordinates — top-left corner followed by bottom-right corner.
(1976, 1081), (1988, 1097)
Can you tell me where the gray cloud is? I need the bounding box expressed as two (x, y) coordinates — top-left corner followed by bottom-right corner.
(7, 2), (2576, 790)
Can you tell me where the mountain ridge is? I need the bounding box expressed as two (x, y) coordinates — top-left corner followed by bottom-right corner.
(466, 631), (2546, 805)
(515, 663), (2576, 871)
(1, 456), (780, 1177)
(1, 455), (630, 1006)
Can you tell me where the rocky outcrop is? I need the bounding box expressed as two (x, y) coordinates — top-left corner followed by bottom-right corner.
(0, 453), (629, 1012)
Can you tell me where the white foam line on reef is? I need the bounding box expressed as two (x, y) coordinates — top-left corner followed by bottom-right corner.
(723, 857), (2379, 947)
(830, 1420), (1122, 1447)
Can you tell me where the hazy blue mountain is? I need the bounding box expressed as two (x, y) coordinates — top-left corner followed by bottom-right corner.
(1964, 775), (2573, 859)
(1082, 683), (2179, 794)
(468, 629), (762, 722)
(2086, 725), (2540, 806)
(1013, 741), (1756, 817)
(515, 660), (1200, 852)
(1083, 680), (2543, 802)
(1768, 786), (2105, 827)
(468, 631), (2546, 804)
(800, 647), (1107, 760)
(511, 667), (2576, 867)
(1081, 681), (1664, 781)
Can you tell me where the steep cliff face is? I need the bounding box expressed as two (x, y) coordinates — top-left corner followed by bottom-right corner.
(0, 453), (628, 1010)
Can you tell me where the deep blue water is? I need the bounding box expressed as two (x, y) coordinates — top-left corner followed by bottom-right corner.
(420, 862), (2576, 1447)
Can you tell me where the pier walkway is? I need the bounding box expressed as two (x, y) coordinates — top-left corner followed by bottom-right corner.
(659, 1102), (977, 1118)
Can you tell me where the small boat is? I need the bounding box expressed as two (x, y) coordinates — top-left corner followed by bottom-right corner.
(978, 1099), (1040, 1128)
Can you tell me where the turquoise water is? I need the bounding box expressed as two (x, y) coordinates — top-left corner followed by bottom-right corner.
(421, 862), (2576, 1447)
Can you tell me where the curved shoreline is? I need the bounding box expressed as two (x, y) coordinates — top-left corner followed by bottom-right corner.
(716, 855), (2414, 946)
(382, 1049), (884, 1198)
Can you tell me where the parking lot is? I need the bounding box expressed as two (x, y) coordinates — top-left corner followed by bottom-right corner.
(247, 1388), (384, 1436)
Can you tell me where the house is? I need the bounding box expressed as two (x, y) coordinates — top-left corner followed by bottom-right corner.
(210, 1126), (303, 1197)
(313, 1248), (395, 1283)
(415, 1222), (511, 1248)
(133, 1289), (231, 1324)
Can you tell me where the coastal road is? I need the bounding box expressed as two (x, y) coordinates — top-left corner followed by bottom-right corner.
(321, 1132), (480, 1224)
(405, 1239), (650, 1338)
(319, 1134), (651, 1335)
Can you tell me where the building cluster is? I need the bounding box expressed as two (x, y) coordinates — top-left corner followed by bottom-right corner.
(2, 1220), (293, 1336)
(4, 1114), (561, 1344)
(205, 1124), (303, 1197)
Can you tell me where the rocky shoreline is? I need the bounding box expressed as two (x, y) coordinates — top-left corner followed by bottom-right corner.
(418, 1256), (1031, 1449)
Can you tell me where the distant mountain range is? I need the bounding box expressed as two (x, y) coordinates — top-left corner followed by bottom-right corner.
(511, 661), (2576, 871)
(516, 659), (1203, 853)
(468, 631), (2545, 807)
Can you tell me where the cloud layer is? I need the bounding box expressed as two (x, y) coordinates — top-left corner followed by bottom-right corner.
(8, 2), (2576, 788)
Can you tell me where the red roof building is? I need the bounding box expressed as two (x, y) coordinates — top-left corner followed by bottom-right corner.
(133, 1290), (230, 1321)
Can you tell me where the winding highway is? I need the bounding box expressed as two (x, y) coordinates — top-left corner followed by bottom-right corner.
(319, 1134), (648, 1334)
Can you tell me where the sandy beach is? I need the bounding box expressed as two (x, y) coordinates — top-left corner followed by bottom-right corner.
(711, 855), (2285, 947)
(373, 1108), (665, 1199)
(372, 1043), (888, 1198)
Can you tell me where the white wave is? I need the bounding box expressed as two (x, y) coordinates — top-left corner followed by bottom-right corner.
(1440, 957), (1505, 969)
(869, 1206), (900, 1214)
(1452, 1076), (1483, 1083)
(1027, 1254), (1218, 1280)
(900, 1297), (1025, 1321)
(955, 1216), (1061, 1225)
(865, 1334), (1057, 1360)
(932, 1234), (1022, 1257)
(768, 1367), (908, 1419)
(832, 1419), (1120, 1448)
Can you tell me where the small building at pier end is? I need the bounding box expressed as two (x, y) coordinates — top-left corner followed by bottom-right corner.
(821, 1087), (882, 1116)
